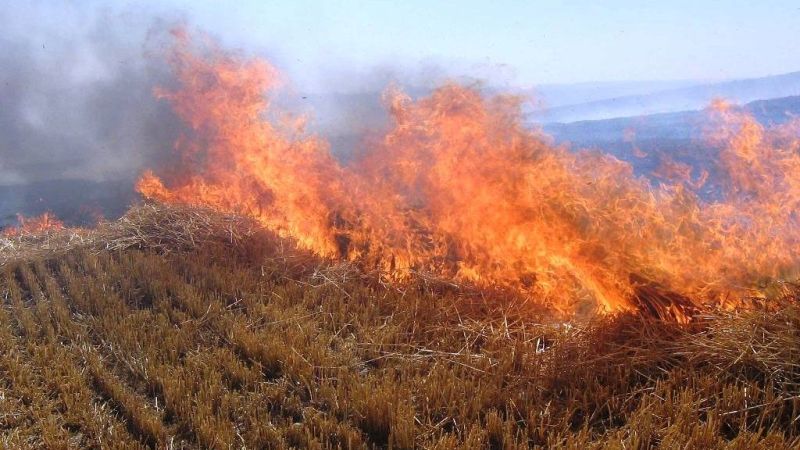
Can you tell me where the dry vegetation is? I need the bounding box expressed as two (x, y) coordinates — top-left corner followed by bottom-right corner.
(0, 204), (799, 449)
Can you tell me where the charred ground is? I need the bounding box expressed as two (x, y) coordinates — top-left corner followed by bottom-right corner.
(0, 205), (799, 449)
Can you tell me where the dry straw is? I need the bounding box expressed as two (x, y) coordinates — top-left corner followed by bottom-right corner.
(0, 203), (258, 265)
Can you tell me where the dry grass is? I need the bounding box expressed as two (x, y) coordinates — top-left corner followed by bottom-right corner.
(0, 203), (798, 448)
(0, 203), (259, 266)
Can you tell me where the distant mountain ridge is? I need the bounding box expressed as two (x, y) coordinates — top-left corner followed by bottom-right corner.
(531, 71), (800, 123)
(544, 94), (800, 145)
(524, 79), (703, 109)
(543, 95), (800, 199)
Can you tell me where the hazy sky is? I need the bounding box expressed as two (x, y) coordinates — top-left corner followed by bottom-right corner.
(123, 0), (800, 88)
(7, 1), (800, 90)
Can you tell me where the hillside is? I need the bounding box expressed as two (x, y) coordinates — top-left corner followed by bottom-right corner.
(0, 205), (799, 449)
(542, 95), (800, 193)
(545, 95), (800, 144)
(531, 72), (800, 123)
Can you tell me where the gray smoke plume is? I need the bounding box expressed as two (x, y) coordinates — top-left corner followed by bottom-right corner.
(0, 3), (183, 224)
(0, 5), (183, 184)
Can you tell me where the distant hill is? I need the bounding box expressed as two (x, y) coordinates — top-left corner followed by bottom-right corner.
(531, 72), (800, 123)
(544, 95), (800, 197)
(524, 79), (702, 109)
(545, 95), (800, 145)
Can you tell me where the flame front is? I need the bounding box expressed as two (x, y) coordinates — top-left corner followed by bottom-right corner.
(2, 212), (65, 236)
(137, 31), (800, 317)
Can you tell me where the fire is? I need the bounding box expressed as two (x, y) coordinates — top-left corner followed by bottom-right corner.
(2, 212), (65, 236)
(137, 31), (800, 317)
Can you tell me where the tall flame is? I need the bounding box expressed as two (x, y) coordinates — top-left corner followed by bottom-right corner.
(137, 31), (800, 317)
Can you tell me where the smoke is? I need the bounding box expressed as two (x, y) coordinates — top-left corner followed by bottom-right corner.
(0, 4), (184, 186)
(0, 3), (491, 224)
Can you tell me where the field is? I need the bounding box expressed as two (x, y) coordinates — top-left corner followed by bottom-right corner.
(0, 206), (799, 449)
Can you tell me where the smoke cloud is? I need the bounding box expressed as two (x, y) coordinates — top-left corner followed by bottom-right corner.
(0, 4), (184, 186)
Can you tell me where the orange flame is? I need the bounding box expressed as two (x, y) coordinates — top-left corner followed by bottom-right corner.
(2, 212), (65, 236)
(137, 31), (800, 317)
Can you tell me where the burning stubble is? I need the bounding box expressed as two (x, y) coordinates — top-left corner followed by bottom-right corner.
(137, 30), (800, 318)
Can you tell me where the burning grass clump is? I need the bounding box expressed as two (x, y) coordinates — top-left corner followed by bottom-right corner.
(0, 203), (800, 448)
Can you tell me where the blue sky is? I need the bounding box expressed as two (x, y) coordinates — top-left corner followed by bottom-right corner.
(11, 0), (800, 89)
(131, 0), (800, 87)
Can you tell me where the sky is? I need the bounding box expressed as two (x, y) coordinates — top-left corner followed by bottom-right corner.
(1, 0), (798, 186)
(120, 0), (800, 88)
